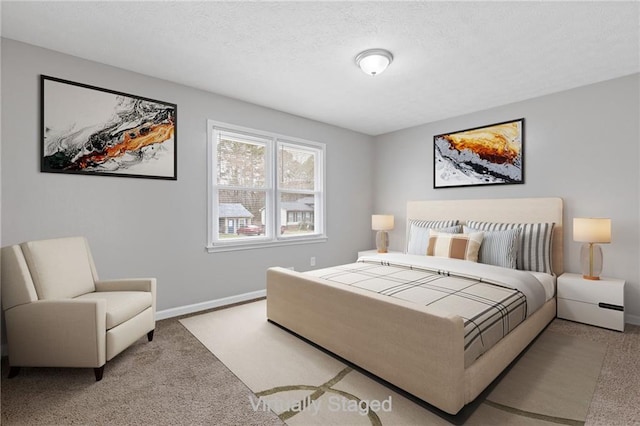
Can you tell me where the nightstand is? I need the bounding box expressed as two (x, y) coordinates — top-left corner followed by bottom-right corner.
(557, 273), (625, 331)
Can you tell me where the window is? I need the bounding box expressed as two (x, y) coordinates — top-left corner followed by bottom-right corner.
(207, 120), (326, 251)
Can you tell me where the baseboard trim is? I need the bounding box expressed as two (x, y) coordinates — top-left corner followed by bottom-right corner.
(626, 313), (640, 326)
(155, 289), (266, 321)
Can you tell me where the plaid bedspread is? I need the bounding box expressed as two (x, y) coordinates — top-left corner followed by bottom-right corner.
(305, 255), (546, 368)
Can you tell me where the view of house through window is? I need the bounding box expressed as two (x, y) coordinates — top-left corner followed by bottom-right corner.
(208, 121), (325, 250)
(278, 143), (317, 236)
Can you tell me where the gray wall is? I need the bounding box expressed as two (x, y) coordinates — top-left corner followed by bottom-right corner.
(373, 73), (640, 323)
(3, 38), (639, 324)
(1, 39), (374, 312)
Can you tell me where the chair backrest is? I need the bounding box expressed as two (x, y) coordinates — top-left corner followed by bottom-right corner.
(1, 245), (39, 310)
(3, 237), (99, 305)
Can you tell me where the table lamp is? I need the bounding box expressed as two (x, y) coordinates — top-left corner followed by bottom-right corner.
(372, 214), (394, 253)
(573, 218), (611, 280)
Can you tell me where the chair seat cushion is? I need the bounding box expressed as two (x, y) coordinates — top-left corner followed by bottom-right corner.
(75, 291), (152, 329)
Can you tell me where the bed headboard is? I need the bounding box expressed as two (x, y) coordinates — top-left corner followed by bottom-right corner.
(406, 197), (563, 275)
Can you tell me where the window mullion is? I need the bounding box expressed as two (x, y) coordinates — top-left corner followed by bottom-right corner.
(279, 189), (316, 195)
(272, 137), (280, 239)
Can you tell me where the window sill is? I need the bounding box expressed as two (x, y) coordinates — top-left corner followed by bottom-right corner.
(206, 236), (328, 253)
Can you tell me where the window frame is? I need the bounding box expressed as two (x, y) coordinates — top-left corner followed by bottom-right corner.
(207, 120), (327, 252)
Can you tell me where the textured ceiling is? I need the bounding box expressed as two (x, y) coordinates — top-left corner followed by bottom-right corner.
(2, 1), (639, 136)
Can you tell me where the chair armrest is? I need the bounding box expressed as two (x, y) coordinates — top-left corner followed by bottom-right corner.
(95, 278), (157, 316)
(95, 278), (156, 293)
(4, 299), (107, 368)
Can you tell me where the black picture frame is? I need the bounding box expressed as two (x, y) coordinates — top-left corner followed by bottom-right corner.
(41, 75), (177, 180)
(433, 118), (524, 189)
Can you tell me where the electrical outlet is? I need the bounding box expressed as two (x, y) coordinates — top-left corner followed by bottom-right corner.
(310, 257), (316, 266)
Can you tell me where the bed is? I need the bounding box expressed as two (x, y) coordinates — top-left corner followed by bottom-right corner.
(266, 197), (563, 415)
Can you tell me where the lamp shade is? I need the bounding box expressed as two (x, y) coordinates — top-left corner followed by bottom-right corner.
(372, 215), (394, 231)
(573, 218), (611, 243)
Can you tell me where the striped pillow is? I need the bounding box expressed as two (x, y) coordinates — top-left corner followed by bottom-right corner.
(427, 229), (483, 262)
(466, 220), (555, 274)
(406, 220), (460, 255)
(464, 226), (520, 269)
(409, 219), (459, 229)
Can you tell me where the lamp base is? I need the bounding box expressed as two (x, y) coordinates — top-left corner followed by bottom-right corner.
(375, 230), (389, 253)
(580, 243), (603, 281)
(582, 275), (600, 281)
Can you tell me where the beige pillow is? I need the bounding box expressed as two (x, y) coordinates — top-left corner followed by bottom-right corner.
(427, 229), (484, 262)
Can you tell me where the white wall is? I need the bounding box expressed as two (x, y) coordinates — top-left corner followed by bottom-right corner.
(373, 74), (640, 323)
(1, 39), (375, 312)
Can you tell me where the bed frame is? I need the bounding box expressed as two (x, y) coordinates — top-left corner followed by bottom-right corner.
(267, 197), (563, 415)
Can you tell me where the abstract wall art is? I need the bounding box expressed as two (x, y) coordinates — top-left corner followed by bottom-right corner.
(41, 75), (177, 180)
(433, 118), (524, 188)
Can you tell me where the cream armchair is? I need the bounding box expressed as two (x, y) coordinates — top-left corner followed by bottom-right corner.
(1, 236), (156, 381)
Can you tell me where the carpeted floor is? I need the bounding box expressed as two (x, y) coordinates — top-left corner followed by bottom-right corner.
(2, 300), (639, 425)
(179, 300), (618, 425)
(1, 313), (283, 426)
(546, 318), (640, 425)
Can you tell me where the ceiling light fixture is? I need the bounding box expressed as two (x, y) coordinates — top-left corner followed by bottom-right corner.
(355, 49), (393, 76)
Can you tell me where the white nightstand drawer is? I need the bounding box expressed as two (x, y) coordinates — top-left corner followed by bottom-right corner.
(558, 298), (624, 331)
(557, 273), (625, 332)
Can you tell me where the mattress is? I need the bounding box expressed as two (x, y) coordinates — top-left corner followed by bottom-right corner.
(304, 253), (549, 368)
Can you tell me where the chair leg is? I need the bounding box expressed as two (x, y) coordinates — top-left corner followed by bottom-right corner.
(94, 366), (105, 381)
(8, 366), (20, 378)
(147, 329), (154, 342)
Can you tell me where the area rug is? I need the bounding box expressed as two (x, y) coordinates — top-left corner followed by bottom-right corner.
(180, 300), (607, 425)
